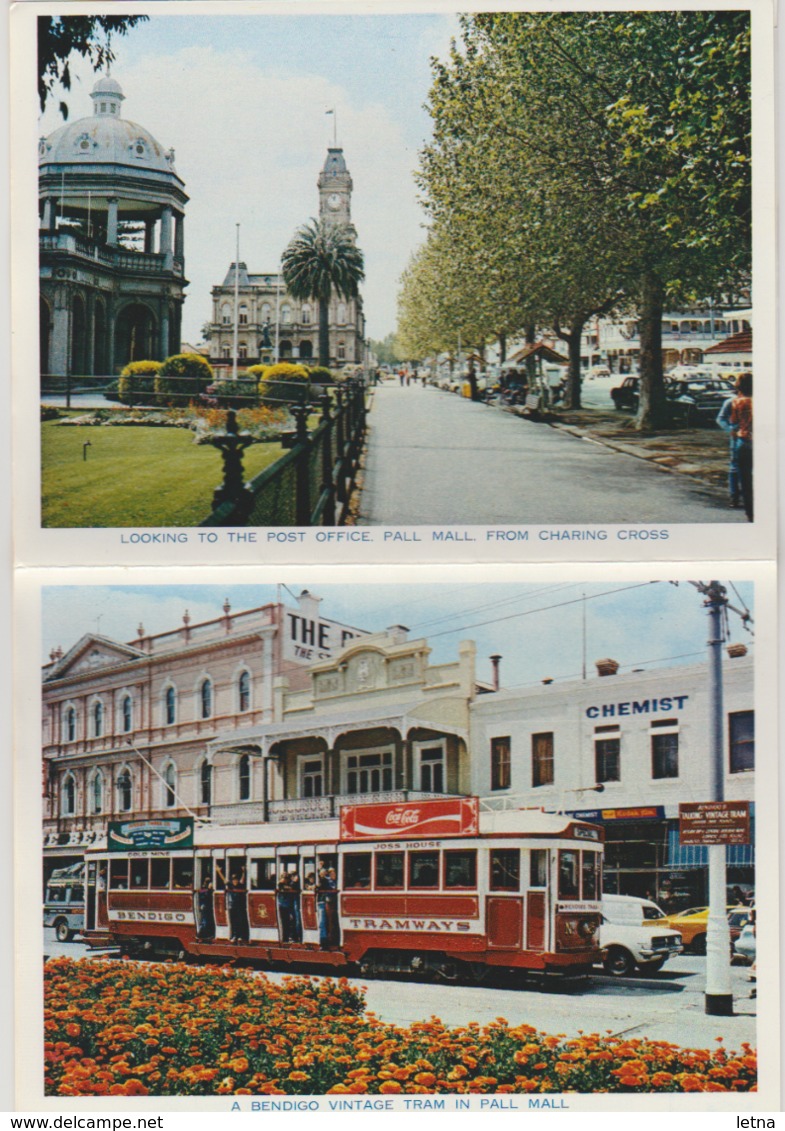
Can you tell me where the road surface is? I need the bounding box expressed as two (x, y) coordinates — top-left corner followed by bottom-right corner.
(359, 385), (742, 526)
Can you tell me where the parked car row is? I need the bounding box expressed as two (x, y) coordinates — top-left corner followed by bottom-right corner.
(610, 372), (736, 425)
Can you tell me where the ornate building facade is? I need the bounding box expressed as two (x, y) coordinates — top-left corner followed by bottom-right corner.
(38, 75), (188, 378)
(207, 147), (366, 371)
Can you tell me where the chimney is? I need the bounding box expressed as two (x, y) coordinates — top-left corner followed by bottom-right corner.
(727, 643), (748, 659)
(489, 654), (501, 691)
(595, 658), (620, 677)
(182, 610), (191, 642)
(223, 597), (232, 631)
(386, 625), (409, 644)
(49, 645), (63, 662)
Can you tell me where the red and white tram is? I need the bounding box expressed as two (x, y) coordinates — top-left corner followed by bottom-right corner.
(83, 798), (604, 981)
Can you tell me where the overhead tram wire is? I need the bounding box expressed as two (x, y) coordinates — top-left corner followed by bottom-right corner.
(424, 581), (661, 641)
(407, 582), (581, 632)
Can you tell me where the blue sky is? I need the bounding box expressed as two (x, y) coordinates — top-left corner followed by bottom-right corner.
(38, 11), (459, 342)
(41, 580), (755, 689)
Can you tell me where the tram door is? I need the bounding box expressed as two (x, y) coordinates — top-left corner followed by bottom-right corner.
(212, 851), (230, 941)
(524, 849), (550, 951)
(299, 845), (319, 946)
(85, 861), (96, 932)
(487, 847), (524, 950)
(275, 848), (301, 944)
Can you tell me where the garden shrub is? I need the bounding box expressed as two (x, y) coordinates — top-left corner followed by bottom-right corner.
(202, 380), (259, 409)
(154, 353), (214, 407)
(40, 405), (62, 421)
(118, 360), (162, 406)
(246, 364), (270, 382)
(258, 362), (311, 407)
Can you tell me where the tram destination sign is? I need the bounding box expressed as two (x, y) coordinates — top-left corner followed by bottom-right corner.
(108, 817), (194, 851)
(341, 797), (480, 840)
(679, 801), (750, 846)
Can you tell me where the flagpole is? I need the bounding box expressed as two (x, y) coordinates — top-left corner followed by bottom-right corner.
(232, 222), (240, 381)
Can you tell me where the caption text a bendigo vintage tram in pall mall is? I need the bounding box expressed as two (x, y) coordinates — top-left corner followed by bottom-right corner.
(83, 798), (605, 982)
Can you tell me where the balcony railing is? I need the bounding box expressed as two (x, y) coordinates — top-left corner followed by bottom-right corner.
(213, 790), (458, 825)
(40, 231), (183, 277)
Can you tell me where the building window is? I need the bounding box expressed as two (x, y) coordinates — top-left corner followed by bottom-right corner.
(200, 679), (213, 719)
(301, 305), (311, 324)
(65, 706), (76, 743)
(221, 344), (231, 358)
(221, 303), (232, 325)
(302, 757), (324, 798)
(729, 710), (754, 773)
(337, 341), (346, 361)
(532, 732), (554, 787)
(238, 305), (248, 325)
(91, 771), (103, 814)
(595, 736), (620, 783)
(337, 303), (346, 325)
(238, 671), (250, 712)
(165, 686), (176, 726)
(121, 695), (132, 734)
(238, 754), (251, 801)
(281, 304), (291, 324)
(200, 762), (212, 806)
(238, 343), (248, 359)
(116, 769), (132, 812)
(62, 773), (76, 816)
(92, 701), (103, 738)
(344, 749), (392, 794)
(163, 763), (176, 808)
(651, 730), (679, 779)
(416, 743), (445, 793)
(490, 737), (511, 791)
(261, 303), (271, 321)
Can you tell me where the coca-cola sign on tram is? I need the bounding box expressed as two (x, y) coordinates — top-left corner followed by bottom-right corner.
(340, 797), (480, 840)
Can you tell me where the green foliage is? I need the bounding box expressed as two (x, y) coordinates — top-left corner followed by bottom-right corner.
(307, 366), (335, 385)
(258, 362), (311, 407)
(154, 353), (214, 407)
(369, 333), (400, 366)
(117, 360), (161, 407)
(40, 405), (62, 421)
(246, 364), (270, 381)
(204, 380), (259, 408)
(38, 16), (148, 116)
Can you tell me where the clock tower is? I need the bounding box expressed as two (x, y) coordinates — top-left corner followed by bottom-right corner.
(318, 146), (353, 230)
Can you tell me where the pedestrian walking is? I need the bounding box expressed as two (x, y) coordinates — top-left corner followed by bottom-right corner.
(729, 372), (753, 521)
(716, 381), (742, 508)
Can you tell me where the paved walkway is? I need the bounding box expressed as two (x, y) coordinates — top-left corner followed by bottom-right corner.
(359, 385), (744, 525)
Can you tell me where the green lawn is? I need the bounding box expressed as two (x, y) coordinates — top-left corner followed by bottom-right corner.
(41, 422), (285, 527)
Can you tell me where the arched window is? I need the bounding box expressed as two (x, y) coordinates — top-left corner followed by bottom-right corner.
(93, 701), (103, 738)
(238, 671), (250, 712)
(116, 769), (132, 812)
(281, 304), (291, 324)
(91, 770), (103, 814)
(122, 695), (132, 733)
(221, 303), (232, 325)
(337, 341), (346, 361)
(238, 304), (248, 325)
(239, 754), (251, 801)
(238, 343), (248, 359)
(301, 305), (311, 325)
(65, 706), (76, 743)
(222, 344), (231, 358)
(261, 303), (271, 321)
(337, 302), (346, 325)
(200, 679), (213, 719)
(62, 773), (76, 816)
(165, 686), (176, 726)
(163, 763), (176, 808)
(200, 761), (212, 806)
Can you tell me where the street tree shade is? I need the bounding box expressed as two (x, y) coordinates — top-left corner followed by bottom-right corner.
(282, 219), (365, 368)
(38, 16), (149, 117)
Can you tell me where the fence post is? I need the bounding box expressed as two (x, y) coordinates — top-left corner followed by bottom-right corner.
(320, 392), (336, 525)
(291, 403), (311, 525)
(334, 387), (347, 504)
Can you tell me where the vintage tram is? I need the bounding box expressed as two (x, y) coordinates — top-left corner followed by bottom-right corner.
(83, 798), (604, 981)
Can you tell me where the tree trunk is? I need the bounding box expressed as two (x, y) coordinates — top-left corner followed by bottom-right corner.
(636, 271), (668, 430)
(524, 322), (536, 384)
(498, 331), (507, 365)
(318, 294), (330, 367)
(467, 358), (480, 401)
(564, 322), (584, 410)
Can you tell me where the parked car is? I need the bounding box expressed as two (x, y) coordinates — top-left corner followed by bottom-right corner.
(669, 378), (735, 426)
(733, 920), (756, 965)
(599, 895), (682, 976)
(586, 365), (611, 380)
(610, 375), (641, 411)
(44, 864), (85, 941)
(660, 905), (739, 954)
(728, 905), (755, 946)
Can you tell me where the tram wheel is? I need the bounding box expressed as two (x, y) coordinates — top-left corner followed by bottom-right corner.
(469, 962), (489, 984)
(436, 959), (459, 982)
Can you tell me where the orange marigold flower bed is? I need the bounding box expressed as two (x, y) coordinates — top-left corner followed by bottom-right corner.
(43, 959), (757, 1097)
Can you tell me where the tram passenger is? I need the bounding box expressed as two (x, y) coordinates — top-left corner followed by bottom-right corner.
(316, 865), (338, 949)
(227, 868), (249, 944)
(277, 870), (298, 943)
(196, 874), (215, 942)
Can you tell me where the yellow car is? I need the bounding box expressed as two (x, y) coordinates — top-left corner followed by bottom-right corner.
(661, 906), (740, 954)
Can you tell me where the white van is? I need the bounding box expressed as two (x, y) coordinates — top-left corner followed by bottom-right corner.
(44, 864), (85, 942)
(599, 894), (682, 976)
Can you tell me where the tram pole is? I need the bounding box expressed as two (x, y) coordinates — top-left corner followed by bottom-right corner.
(703, 581), (734, 1016)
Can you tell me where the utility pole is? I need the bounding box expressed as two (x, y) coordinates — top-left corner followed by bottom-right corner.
(232, 223), (240, 381)
(702, 580), (734, 1016)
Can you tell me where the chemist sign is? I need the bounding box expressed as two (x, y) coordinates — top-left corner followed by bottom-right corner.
(679, 801), (751, 846)
(283, 605), (368, 665)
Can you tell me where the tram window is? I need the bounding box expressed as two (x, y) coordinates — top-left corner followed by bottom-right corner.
(130, 859), (149, 889)
(251, 859), (277, 891)
(444, 850), (476, 889)
(109, 860), (129, 889)
(173, 859), (193, 889)
(344, 853), (372, 888)
(228, 857), (247, 883)
(375, 852), (404, 889)
(581, 852), (599, 901)
(490, 848), (520, 892)
(558, 850), (579, 900)
(530, 850), (548, 888)
(197, 858), (213, 888)
(409, 851), (439, 889)
(150, 858), (170, 889)
(214, 859), (226, 891)
(302, 858), (317, 890)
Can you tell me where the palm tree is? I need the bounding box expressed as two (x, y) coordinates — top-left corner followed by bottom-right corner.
(281, 218), (365, 367)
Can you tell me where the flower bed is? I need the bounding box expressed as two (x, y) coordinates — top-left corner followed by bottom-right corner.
(51, 405), (290, 443)
(44, 959), (756, 1097)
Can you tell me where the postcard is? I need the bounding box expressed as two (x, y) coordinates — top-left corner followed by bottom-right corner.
(10, 0), (777, 565)
(13, 561), (779, 1110)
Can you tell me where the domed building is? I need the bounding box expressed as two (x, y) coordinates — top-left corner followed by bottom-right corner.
(39, 75), (189, 378)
